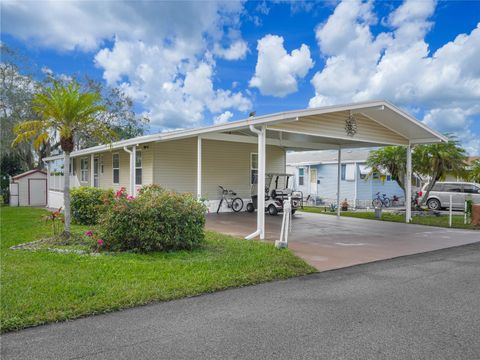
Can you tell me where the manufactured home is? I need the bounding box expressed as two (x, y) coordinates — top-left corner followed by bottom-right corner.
(43, 100), (447, 239)
(286, 149), (423, 208)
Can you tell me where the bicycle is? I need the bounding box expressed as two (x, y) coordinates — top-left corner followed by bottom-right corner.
(372, 192), (391, 208)
(216, 185), (244, 214)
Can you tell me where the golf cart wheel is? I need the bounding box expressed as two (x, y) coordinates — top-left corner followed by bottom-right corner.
(268, 204), (278, 216)
(232, 198), (244, 212)
(372, 199), (382, 208)
(246, 203), (255, 213)
(427, 198), (441, 210)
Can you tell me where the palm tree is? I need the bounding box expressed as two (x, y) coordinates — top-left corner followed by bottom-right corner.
(12, 81), (116, 237)
(413, 136), (467, 204)
(468, 159), (480, 183)
(366, 146), (408, 193)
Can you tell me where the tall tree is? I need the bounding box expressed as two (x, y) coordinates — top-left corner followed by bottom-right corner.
(0, 45), (42, 170)
(412, 137), (467, 204)
(12, 81), (116, 238)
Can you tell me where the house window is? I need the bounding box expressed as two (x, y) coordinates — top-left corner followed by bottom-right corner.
(341, 164), (346, 181)
(250, 153), (258, 185)
(299, 168), (305, 186)
(80, 158), (88, 182)
(135, 151), (142, 185)
(69, 158), (76, 175)
(112, 153), (120, 184)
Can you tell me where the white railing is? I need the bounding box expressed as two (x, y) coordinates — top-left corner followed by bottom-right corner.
(48, 174), (81, 191)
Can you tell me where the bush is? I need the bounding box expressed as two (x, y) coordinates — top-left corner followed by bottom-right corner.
(138, 184), (165, 197)
(70, 187), (114, 225)
(99, 189), (206, 252)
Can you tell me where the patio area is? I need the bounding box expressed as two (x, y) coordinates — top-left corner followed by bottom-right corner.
(206, 212), (480, 271)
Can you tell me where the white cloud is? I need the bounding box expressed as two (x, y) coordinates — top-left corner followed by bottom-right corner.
(95, 41), (251, 129)
(2, 0), (250, 130)
(214, 40), (248, 60)
(214, 111), (234, 124)
(250, 35), (314, 97)
(309, 0), (480, 154)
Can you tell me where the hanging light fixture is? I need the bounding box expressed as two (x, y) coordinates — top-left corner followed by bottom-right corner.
(345, 111), (358, 137)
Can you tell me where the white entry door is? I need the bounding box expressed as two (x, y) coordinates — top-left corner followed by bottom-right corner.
(29, 179), (47, 206)
(310, 168), (318, 194)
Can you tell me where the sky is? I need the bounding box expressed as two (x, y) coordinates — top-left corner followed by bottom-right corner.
(1, 0), (480, 154)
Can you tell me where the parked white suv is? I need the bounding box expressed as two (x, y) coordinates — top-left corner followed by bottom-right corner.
(421, 182), (480, 210)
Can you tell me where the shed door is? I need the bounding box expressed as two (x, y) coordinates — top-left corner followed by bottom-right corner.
(29, 179), (47, 206)
(310, 168), (318, 194)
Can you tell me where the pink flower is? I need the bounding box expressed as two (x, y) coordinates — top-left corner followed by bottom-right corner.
(85, 230), (94, 237)
(126, 195), (135, 201)
(97, 239), (104, 246)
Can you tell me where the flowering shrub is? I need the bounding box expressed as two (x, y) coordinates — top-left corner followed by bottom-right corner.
(70, 187), (114, 225)
(84, 229), (105, 252)
(98, 189), (206, 252)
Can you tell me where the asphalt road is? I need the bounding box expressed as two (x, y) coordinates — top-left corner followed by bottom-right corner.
(2, 243), (480, 360)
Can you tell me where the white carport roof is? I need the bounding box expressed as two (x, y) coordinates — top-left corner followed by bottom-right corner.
(43, 100), (447, 161)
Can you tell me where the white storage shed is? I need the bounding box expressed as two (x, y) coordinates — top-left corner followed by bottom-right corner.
(9, 169), (47, 207)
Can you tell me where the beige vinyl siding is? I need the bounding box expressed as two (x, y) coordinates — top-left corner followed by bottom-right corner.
(72, 144), (154, 191)
(153, 138), (197, 193)
(71, 138), (285, 197)
(202, 140), (285, 199)
(269, 111), (409, 145)
(136, 144), (154, 186)
(153, 138), (286, 199)
(74, 156), (90, 186)
(99, 145), (154, 191)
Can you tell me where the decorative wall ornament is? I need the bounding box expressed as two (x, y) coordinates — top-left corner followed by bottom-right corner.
(345, 113), (358, 137)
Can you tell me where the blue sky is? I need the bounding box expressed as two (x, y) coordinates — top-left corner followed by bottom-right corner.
(1, 0), (479, 154)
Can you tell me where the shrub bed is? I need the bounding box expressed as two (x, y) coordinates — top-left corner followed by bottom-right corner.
(98, 187), (206, 252)
(70, 187), (114, 225)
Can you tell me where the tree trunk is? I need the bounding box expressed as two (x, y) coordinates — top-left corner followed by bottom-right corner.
(419, 171), (438, 206)
(63, 152), (71, 238)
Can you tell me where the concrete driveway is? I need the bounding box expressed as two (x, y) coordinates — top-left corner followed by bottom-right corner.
(206, 212), (480, 270)
(3, 243), (480, 360)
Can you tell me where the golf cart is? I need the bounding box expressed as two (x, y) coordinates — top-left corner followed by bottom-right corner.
(246, 173), (303, 216)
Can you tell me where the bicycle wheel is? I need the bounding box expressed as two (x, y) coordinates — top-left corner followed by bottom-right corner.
(372, 199), (382, 208)
(232, 198), (244, 212)
(383, 198), (391, 208)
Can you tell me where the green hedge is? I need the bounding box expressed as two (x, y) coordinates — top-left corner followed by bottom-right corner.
(99, 190), (206, 252)
(70, 187), (114, 225)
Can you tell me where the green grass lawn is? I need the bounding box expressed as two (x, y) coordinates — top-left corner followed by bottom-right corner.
(301, 206), (479, 230)
(0, 207), (315, 333)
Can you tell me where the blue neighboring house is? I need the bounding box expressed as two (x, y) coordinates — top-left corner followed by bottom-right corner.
(286, 149), (418, 208)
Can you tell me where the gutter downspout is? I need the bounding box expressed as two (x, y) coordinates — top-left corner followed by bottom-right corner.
(123, 146), (136, 195)
(245, 124), (266, 240)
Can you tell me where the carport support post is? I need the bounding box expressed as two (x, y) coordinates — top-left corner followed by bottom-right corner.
(197, 136), (202, 200)
(246, 124), (266, 240)
(336, 147), (341, 217)
(405, 143), (412, 223)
